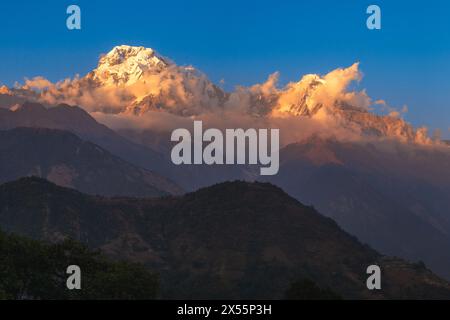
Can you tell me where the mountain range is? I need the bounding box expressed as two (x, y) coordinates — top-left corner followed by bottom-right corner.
(0, 45), (449, 296)
(0, 126), (181, 197)
(1, 177), (450, 299)
(1, 45), (432, 143)
(265, 137), (450, 278)
(2, 100), (448, 283)
(0, 101), (170, 173)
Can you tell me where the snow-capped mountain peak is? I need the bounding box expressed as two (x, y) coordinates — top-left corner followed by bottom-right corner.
(3, 45), (432, 144)
(77, 45), (225, 115)
(89, 45), (170, 86)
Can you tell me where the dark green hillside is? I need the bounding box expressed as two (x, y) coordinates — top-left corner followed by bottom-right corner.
(0, 230), (158, 300)
(0, 177), (449, 299)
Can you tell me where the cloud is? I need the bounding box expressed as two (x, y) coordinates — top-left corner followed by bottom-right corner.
(8, 59), (433, 145)
(23, 77), (54, 90)
(0, 85), (11, 95)
(270, 63), (370, 117)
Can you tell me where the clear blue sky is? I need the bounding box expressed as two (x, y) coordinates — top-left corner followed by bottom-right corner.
(0, 0), (449, 137)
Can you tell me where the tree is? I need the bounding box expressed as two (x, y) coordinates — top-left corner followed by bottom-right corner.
(0, 230), (159, 300)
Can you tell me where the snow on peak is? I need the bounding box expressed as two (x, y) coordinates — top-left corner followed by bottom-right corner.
(6, 47), (428, 144)
(91, 45), (171, 86)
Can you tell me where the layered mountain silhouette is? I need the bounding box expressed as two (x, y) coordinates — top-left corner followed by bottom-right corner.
(0, 127), (181, 197)
(0, 102), (169, 175)
(1, 45), (449, 295)
(1, 177), (450, 299)
(0, 102), (254, 190)
(265, 137), (450, 279)
(2, 100), (450, 284)
(121, 130), (450, 281)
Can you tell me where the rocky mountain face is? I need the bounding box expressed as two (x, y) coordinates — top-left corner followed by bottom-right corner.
(1, 177), (450, 299)
(16, 45), (225, 116)
(86, 45), (227, 115)
(88, 45), (170, 87)
(0, 127), (181, 197)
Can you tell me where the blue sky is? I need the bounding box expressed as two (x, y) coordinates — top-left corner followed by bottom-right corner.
(0, 0), (449, 136)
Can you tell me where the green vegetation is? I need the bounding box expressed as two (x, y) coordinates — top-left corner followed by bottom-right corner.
(0, 230), (159, 300)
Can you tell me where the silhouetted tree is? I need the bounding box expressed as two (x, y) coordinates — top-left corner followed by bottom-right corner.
(0, 231), (159, 300)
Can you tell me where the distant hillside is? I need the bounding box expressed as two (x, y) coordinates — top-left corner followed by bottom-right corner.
(0, 127), (182, 197)
(0, 102), (169, 175)
(0, 177), (449, 299)
(265, 137), (450, 280)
